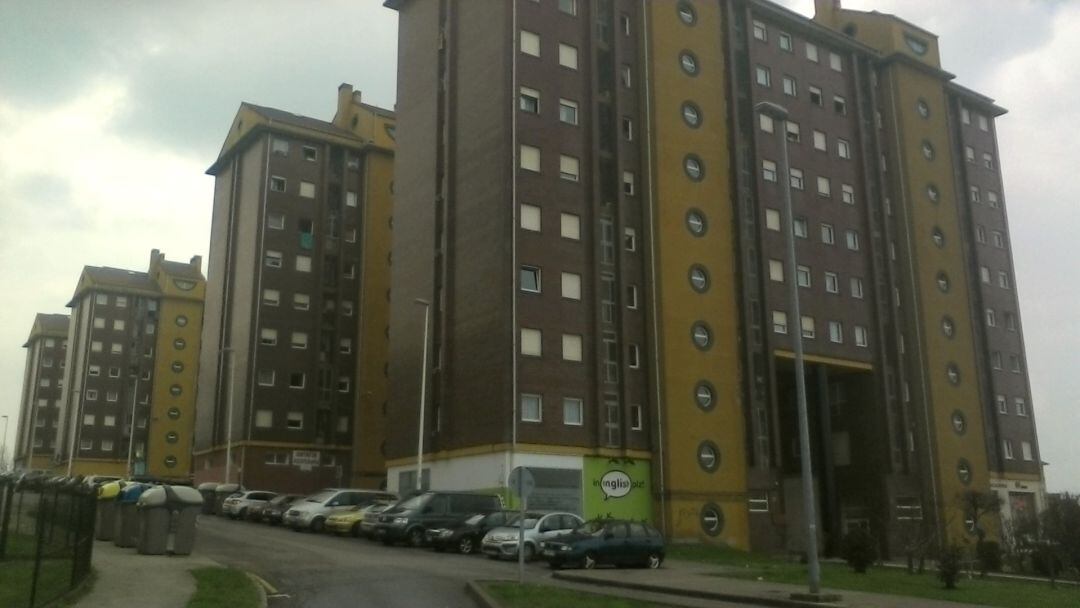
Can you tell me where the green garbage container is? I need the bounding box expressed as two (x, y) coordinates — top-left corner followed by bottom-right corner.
(137, 485), (205, 555)
(214, 483), (240, 516)
(114, 483), (149, 548)
(94, 480), (123, 541)
(197, 482), (219, 515)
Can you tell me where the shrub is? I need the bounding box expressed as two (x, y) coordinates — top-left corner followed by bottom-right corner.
(938, 543), (964, 589)
(977, 540), (1002, 574)
(841, 528), (877, 574)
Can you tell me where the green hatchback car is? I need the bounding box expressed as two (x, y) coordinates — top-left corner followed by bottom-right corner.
(540, 519), (664, 570)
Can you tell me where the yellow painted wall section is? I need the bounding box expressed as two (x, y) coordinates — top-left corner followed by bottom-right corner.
(885, 64), (993, 543)
(817, 8), (942, 68)
(149, 280), (205, 482)
(646, 2), (748, 547)
(354, 147), (394, 489)
(66, 459), (127, 478)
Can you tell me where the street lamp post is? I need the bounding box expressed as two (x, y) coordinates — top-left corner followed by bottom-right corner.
(125, 374), (140, 478)
(756, 100), (823, 596)
(414, 298), (431, 493)
(0, 415), (9, 472)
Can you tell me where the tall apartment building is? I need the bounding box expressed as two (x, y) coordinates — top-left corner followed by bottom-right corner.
(383, 0), (1043, 555)
(51, 250), (205, 482)
(193, 85), (395, 494)
(13, 314), (70, 470)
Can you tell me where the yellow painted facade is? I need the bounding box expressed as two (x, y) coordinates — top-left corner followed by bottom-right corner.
(645, 2), (748, 548)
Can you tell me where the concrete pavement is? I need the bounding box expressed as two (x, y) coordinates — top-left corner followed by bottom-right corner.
(75, 539), (219, 608)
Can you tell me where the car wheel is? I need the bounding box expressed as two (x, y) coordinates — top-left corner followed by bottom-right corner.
(645, 553), (663, 569)
(238, 508), (248, 521)
(351, 523), (362, 538)
(521, 543), (535, 562)
(583, 552), (598, 570)
(310, 518), (325, 533)
(408, 528), (425, 548)
(458, 537), (475, 554)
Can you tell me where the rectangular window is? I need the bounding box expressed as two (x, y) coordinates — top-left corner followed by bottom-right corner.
(850, 277), (864, 299)
(779, 32), (793, 52)
(621, 14), (631, 35)
(80, 439), (92, 451)
(965, 146), (975, 162)
(562, 272), (582, 300)
(978, 114), (989, 131)
(520, 203), (541, 231)
(521, 328), (542, 357)
(108, 366), (120, 378)
(559, 98), (579, 125)
(624, 227), (637, 251)
(986, 308), (997, 327)
(299, 181), (315, 198)
(563, 398), (583, 426)
(794, 218), (808, 238)
(829, 51), (842, 72)
(627, 344), (641, 368)
(85, 390), (98, 401)
(83, 414), (95, 426)
(841, 184), (855, 204)
(983, 152), (995, 170)
(520, 30), (540, 57)
(970, 186), (981, 203)
(559, 155), (580, 181)
(621, 116), (634, 141)
(620, 65), (632, 88)
(962, 107), (971, 124)
(271, 138), (289, 155)
(293, 293), (310, 310)
(630, 404), (643, 431)
(783, 75), (797, 97)
(260, 328), (278, 346)
(1003, 440), (1014, 460)
(806, 42), (819, 62)
(976, 225), (987, 243)
(110, 343), (122, 355)
(290, 331), (309, 349)
(340, 338), (352, 354)
(759, 113), (774, 133)
(295, 255), (312, 272)
(257, 370), (275, 386)
(1010, 354), (1023, 373)
(337, 376), (350, 393)
(753, 20), (767, 41)
(755, 65), (771, 87)
(301, 145), (317, 161)
(115, 296), (127, 308)
(268, 213), (285, 230)
(94, 316), (106, 329)
(762, 159), (777, 182)
(987, 191), (1000, 208)
(828, 321), (844, 343)
(825, 272), (839, 294)
(1022, 441), (1033, 461)
(91, 340), (103, 352)
(837, 138), (851, 158)
(813, 130), (826, 151)
(809, 86), (823, 106)
(521, 394), (542, 422)
(789, 168), (804, 190)
(562, 334), (583, 362)
(289, 372), (306, 389)
(626, 285), (638, 309)
(520, 266), (541, 293)
(765, 209), (781, 231)
(558, 43), (578, 69)
(262, 288), (281, 307)
(270, 176), (286, 192)
(772, 311), (788, 334)
(854, 325), (868, 347)
(265, 250), (283, 268)
(1015, 398), (1027, 416)
(817, 176), (831, 197)
(255, 410), (273, 428)
(796, 265), (811, 288)
(801, 316), (816, 339)
(286, 412), (303, 430)
(561, 213), (581, 240)
(520, 86), (540, 113)
(785, 121), (800, 143)
(341, 300), (354, 316)
(992, 351), (1003, 369)
(768, 259), (784, 282)
(1005, 312), (1017, 331)
(992, 231), (1006, 249)
(345, 191), (358, 208)
(106, 391), (118, 402)
(996, 394), (1008, 414)
(845, 230), (860, 251)
(834, 96), (847, 116)
(520, 145), (540, 172)
(622, 171), (635, 196)
(89, 364), (101, 376)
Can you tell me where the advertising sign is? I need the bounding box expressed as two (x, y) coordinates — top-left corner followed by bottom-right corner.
(582, 456), (651, 522)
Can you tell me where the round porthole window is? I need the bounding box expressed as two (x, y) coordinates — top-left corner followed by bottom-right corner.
(165, 431), (179, 444)
(689, 265), (710, 293)
(694, 382), (716, 411)
(926, 184), (940, 203)
(175, 315), (188, 327)
(941, 315), (956, 339)
(171, 361), (184, 373)
(169, 384), (183, 396)
(164, 455), (178, 469)
(679, 51), (700, 76)
(684, 154), (705, 181)
(686, 209), (707, 236)
(946, 363), (961, 386)
(936, 271), (950, 293)
(957, 458), (973, 485)
(931, 227), (946, 248)
(167, 407), (181, 420)
(691, 322), (712, 350)
(700, 503), (724, 536)
(951, 410), (967, 435)
(698, 441), (720, 472)
(676, 2), (697, 25)
(682, 102), (702, 128)
(173, 337), (186, 350)
(921, 140), (935, 160)
(916, 99), (930, 119)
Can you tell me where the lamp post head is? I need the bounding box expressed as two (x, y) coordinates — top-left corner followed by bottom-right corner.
(755, 100), (790, 121)
(414, 298), (431, 306)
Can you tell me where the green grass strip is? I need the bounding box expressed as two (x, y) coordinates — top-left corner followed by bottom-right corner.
(187, 567), (260, 608)
(484, 582), (678, 608)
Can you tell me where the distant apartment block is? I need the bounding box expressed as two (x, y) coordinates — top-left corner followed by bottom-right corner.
(13, 314), (70, 470)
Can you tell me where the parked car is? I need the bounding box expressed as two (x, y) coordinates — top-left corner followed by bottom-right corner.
(481, 512), (583, 560)
(325, 500), (395, 537)
(426, 510), (516, 554)
(359, 501), (395, 539)
(222, 490), (278, 520)
(373, 491), (502, 547)
(255, 494), (304, 525)
(285, 489), (398, 532)
(540, 519), (665, 570)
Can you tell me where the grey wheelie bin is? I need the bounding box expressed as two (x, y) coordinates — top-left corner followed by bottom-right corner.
(114, 483), (149, 548)
(94, 480), (123, 541)
(137, 485), (204, 555)
(213, 483), (240, 516)
(197, 482), (219, 515)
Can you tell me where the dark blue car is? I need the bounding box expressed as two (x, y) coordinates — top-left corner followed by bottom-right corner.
(540, 519), (665, 569)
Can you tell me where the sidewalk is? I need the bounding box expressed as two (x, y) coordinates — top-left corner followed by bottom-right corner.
(549, 558), (990, 608)
(75, 540), (219, 608)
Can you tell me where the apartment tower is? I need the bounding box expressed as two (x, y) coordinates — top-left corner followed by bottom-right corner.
(193, 85), (395, 494)
(13, 314), (70, 470)
(384, 0), (1042, 554)
(51, 250), (205, 482)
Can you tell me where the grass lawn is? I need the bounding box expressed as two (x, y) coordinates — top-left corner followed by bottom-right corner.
(484, 583), (678, 608)
(187, 567), (261, 608)
(668, 545), (1080, 608)
(0, 558), (75, 607)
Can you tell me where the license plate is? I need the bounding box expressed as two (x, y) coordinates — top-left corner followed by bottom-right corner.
(543, 549), (554, 556)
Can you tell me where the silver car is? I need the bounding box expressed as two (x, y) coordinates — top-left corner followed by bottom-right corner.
(284, 489), (397, 532)
(481, 511), (583, 560)
(222, 490), (278, 520)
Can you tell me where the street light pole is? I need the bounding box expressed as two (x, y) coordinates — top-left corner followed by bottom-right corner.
(125, 375), (140, 478)
(222, 348), (236, 485)
(414, 298), (431, 493)
(756, 100), (822, 596)
(0, 415), (9, 472)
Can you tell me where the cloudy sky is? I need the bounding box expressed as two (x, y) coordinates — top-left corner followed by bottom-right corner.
(1, 1), (1076, 492)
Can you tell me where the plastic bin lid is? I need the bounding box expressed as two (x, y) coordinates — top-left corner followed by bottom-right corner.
(98, 480), (123, 500)
(215, 483), (241, 494)
(137, 486), (168, 508)
(119, 483), (150, 503)
(197, 482), (220, 491)
(169, 485), (205, 506)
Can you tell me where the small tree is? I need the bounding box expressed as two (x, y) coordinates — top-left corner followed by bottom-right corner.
(841, 527), (877, 573)
(956, 489), (1002, 577)
(938, 543), (964, 589)
(1039, 493), (1080, 589)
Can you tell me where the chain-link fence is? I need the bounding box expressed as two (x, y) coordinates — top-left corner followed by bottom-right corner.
(0, 473), (97, 608)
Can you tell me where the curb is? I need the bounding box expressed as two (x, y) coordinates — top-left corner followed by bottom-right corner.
(465, 580), (508, 608)
(246, 572), (271, 608)
(551, 571), (844, 608)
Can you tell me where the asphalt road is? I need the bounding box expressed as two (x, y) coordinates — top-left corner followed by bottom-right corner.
(193, 515), (557, 608)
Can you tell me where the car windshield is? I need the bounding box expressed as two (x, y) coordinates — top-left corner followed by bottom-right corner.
(396, 495), (427, 510)
(574, 521), (607, 535)
(306, 491), (336, 503)
(465, 514), (485, 525)
(506, 513), (544, 529)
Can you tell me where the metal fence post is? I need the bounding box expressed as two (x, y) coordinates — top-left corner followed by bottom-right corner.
(0, 480), (13, 560)
(29, 486), (49, 608)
